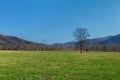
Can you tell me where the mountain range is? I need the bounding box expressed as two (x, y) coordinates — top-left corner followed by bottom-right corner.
(52, 34), (120, 49)
(0, 34), (51, 50)
(0, 33), (120, 50)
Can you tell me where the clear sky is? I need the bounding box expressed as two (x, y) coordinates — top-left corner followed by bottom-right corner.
(0, 0), (120, 43)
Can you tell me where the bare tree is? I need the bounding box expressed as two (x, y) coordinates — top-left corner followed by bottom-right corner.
(73, 28), (90, 53)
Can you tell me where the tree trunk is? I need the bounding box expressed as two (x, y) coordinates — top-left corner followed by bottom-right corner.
(80, 41), (83, 53)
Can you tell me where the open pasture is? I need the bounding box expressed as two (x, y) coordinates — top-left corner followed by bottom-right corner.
(0, 51), (119, 80)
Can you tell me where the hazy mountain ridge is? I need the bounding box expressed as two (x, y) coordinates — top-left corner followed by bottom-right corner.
(0, 34), (120, 50)
(52, 34), (120, 48)
(101, 34), (120, 45)
(0, 34), (53, 50)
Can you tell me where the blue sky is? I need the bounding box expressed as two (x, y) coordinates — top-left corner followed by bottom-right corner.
(0, 0), (120, 43)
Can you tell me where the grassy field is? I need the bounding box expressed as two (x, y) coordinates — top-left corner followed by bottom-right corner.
(0, 51), (119, 80)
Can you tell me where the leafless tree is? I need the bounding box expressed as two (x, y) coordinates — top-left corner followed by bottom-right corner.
(73, 28), (90, 53)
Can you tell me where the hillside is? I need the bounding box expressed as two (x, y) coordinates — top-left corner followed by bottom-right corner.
(0, 34), (52, 50)
(0, 33), (120, 51)
(101, 34), (120, 45)
(52, 34), (120, 50)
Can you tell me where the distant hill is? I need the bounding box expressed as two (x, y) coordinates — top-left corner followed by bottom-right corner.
(101, 34), (120, 45)
(0, 33), (120, 51)
(52, 34), (120, 49)
(0, 34), (53, 50)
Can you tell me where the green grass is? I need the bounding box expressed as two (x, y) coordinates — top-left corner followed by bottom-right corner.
(0, 51), (119, 80)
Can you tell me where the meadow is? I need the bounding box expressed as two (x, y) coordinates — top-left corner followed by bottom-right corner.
(0, 51), (119, 80)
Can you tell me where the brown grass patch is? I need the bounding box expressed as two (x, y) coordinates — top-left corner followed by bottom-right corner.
(36, 74), (56, 79)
